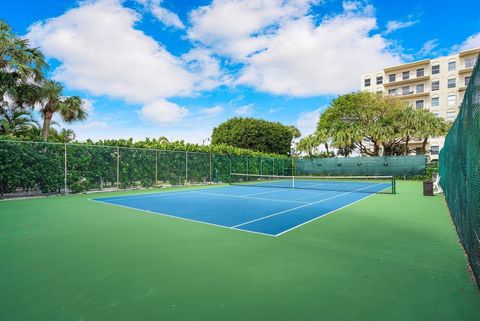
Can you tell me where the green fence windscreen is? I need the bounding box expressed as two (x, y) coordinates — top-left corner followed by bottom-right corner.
(440, 54), (480, 285)
(295, 155), (427, 176)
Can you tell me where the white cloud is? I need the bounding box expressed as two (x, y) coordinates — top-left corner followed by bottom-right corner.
(81, 98), (94, 113)
(234, 104), (254, 116)
(149, 0), (185, 29)
(137, 0), (185, 29)
(199, 105), (224, 117)
(385, 19), (418, 34)
(188, 0), (318, 61)
(26, 0), (207, 104)
(454, 33), (480, 52)
(189, 0), (401, 96)
(140, 99), (189, 124)
(296, 108), (322, 136)
(417, 39), (439, 57)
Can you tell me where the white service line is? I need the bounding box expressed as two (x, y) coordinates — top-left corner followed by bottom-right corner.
(232, 183), (385, 228)
(192, 191), (309, 204)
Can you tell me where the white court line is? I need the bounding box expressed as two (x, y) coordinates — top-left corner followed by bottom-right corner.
(94, 190), (199, 201)
(192, 191), (309, 204)
(89, 199), (275, 237)
(232, 183), (385, 228)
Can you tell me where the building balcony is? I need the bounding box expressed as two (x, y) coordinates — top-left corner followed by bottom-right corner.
(459, 67), (474, 74)
(389, 91), (430, 99)
(383, 59), (430, 73)
(384, 75), (430, 87)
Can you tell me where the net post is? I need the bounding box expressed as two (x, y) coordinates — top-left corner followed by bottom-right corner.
(392, 176), (396, 194)
(116, 146), (120, 190)
(63, 143), (68, 195)
(292, 175), (295, 189)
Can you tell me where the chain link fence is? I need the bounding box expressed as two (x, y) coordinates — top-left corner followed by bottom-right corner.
(440, 54), (480, 285)
(0, 140), (289, 198)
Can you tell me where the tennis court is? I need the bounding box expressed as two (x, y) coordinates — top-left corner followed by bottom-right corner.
(93, 176), (393, 236)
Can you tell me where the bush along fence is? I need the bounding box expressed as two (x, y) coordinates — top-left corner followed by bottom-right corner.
(0, 139), (292, 198)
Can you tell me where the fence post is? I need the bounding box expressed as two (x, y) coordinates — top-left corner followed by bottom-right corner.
(209, 153), (212, 183)
(260, 158), (263, 175)
(116, 146), (120, 190)
(272, 158), (275, 175)
(185, 151), (188, 185)
(155, 150), (158, 185)
(246, 157), (249, 175)
(64, 143), (68, 195)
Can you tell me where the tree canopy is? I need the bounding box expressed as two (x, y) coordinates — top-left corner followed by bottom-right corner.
(299, 91), (451, 157)
(211, 117), (299, 155)
(0, 19), (85, 142)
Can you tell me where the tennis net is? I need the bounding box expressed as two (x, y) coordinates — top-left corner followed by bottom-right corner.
(229, 173), (396, 194)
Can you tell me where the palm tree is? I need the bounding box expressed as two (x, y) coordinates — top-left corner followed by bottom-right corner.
(0, 105), (39, 136)
(25, 80), (87, 140)
(415, 110), (451, 154)
(0, 20), (47, 100)
(400, 107), (418, 155)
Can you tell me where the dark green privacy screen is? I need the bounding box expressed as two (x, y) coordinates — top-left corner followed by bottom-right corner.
(440, 54), (480, 285)
(295, 156), (426, 176)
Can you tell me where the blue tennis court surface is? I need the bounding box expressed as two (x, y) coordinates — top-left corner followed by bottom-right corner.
(92, 181), (390, 236)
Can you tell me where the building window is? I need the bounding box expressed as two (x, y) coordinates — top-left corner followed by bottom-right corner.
(376, 76), (383, 85)
(416, 68), (424, 77)
(416, 84), (424, 93)
(430, 146), (439, 155)
(402, 71), (410, 80)
(465, 76), (470, 86)
(431, 80), (440, 91)
(432, 64), (440, 74)
(465, 57), (476, 68)
(388, 88), (397, 96)
(364, 78), (371, 87)
(402, 86), (410, 95)
(389, 74), (396, 82)
(448, 61), (456, 71)
(415, 100), (424, 109)
(447, 94), (456, 106)
(431, 96), (439, 107)
(448, 78), (456, 88)
(446, 110), (457, 121)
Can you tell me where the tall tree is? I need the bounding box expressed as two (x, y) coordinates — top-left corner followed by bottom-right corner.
(211, 117), (298, 155)
(24, 80), (87, 140)
(415, 110), (451, 154)
(0, 105), (38, 136)
(0, 20), (47, 100)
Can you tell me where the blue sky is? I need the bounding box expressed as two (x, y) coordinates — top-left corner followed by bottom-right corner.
(2, 0), (480, 143)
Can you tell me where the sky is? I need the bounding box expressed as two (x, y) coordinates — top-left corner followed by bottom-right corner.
(2, 0), (480, 143)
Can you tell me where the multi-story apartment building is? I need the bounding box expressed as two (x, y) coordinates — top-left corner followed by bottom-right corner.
(360, 47), (479, 159)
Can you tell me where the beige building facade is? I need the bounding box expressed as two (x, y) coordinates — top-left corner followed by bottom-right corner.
(360, 47), (479, 159)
